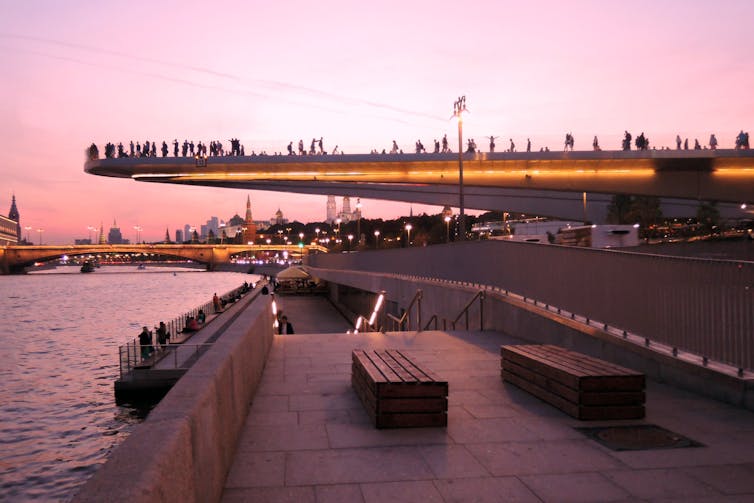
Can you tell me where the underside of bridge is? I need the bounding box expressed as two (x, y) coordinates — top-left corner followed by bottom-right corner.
(85, 150), (754, 222)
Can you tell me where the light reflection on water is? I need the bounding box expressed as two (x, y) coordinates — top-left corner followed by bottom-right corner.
(0, 266), (256, 501)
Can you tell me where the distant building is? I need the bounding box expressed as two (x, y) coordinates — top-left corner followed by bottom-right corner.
(184, 224), (191, 243)
(74, 238), (93, 245)
(270, 208), (288, 226)
(1, 195), (20, 245)
(326, 195), (337, 223)
(107, 220), (129, 244)
(175, 229), (183, 243)
(332, 196), (362, 224)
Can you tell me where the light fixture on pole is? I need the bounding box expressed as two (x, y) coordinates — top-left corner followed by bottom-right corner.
(133, 225), (143, 244)
(452, 96), (468, 240)
(25, 226), (32, 243)
(37, 228), (44, 245)
(356, 198), (362, 247)
(374, 229), (380, 248)
(347, 234), (353, 250)
(444, 215), (451, 243)
(405, 223), (412, 247)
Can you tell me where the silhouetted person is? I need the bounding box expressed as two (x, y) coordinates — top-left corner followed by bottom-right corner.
(676, 135), (682, 149)
(278, 315), (294, 334)
(526, 138), (531, 152)
(139, 326), (152, 360)
(487, 135), (498, 152)
(441, 134), (448, 153)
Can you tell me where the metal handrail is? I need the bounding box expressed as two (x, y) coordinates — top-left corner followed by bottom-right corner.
(420, 290), (485, 331)
(450, 290), (486, 330)
(119, 343), (214, 378)
(118, 283), (251, 378)
(387, 289), (422, 331)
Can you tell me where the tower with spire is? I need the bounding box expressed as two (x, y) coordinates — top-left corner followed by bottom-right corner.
(242, 194), (257, 244)
(8, 194), (20, 243)
(326, 195), (337, 223)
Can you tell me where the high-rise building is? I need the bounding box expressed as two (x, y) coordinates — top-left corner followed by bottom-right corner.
(326, 195), (337, 223)
(107, 219), (127, 244)
(175, 229), (183, 243)
(184, 224), (191, 242)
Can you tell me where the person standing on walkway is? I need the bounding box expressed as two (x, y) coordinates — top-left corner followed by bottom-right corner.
(278, 315), (294, 334)
(213, 292), (222, 313)
(139, 326), (152, 361)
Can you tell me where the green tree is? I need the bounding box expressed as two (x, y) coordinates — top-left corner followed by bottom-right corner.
(606, 194), (633, 224)
(696, 201), (720, 233)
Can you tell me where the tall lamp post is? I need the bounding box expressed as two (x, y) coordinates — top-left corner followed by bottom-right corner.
(405, 223), (412, 247)
(453, 96), (468, 240)
(374, 230), (380, 248)
(444, 215), (451, 243)
(87, 225), (96, 244)
(37, 228), (44, 245)
(133, 225), (143, 244)
(356, 198), (362, 247)
(25, 225), (32, 244)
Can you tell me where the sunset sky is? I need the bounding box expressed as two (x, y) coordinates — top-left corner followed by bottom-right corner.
(2, 0), (753, 243)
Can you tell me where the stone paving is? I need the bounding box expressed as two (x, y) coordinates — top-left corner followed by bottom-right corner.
(222, 296), (754, 502)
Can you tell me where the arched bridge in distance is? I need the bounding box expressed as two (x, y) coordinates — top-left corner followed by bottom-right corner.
(0, 243), (327, 274)
(84, 149), (754, 222)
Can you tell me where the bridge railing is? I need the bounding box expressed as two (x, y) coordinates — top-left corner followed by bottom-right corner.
(307, 241), (754, 374)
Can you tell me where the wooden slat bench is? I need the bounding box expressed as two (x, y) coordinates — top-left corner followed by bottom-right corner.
(501, 344), (645, 420)
(352, 349), (448, 428)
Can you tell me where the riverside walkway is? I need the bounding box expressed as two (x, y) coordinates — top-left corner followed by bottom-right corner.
(221, 296), (754, 502)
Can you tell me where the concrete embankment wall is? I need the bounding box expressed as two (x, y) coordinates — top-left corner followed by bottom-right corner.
(74, 289), (274, 503)
(312, 267), (754, 411)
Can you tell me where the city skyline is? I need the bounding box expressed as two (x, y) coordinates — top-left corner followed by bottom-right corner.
(2, 0), (753, 243)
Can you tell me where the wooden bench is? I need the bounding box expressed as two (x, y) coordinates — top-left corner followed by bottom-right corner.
(501, 344), (645, 420)
(352, 349), (448, 428)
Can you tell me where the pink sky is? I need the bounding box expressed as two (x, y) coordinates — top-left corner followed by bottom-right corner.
(2, 0), (753, 244)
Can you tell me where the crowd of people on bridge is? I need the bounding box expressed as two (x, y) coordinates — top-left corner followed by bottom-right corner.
(88, 128), (751, 163)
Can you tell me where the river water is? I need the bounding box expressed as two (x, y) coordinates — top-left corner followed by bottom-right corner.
(0, 266), (256, 501)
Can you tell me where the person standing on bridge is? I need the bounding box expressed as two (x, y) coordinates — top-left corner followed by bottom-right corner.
(709, 134), (718, 150)
(391, 140), (399, 154)
(487, 135), (498, 152)
(213, 292), (222, 313)
(298, 139), (304, 155)
(441, 134), (448, 153)
(318, 137), (324, 154)
(526, 138), (531, 152)
(593, 136), (600, 151)
(676, 135), (682, 150)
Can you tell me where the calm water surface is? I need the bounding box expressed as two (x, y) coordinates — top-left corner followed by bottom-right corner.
(0, 266), (256, 501)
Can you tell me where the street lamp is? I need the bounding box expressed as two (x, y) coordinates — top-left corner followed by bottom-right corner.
(405, 223), (412, 247)
(335, 218), (342, 239)
(374, 229), (380, 248)
(356, 198), (362, 247)
(452, 95), (468, 240)
(444, 215), (451, 243)
(133, 225), (143, 244)
(315, 227), (320, 241)
(37, 228), (44, 245)
(25, 225), (32, 243)
(299, 232), (304, 243)
(347, 234), (353, 250)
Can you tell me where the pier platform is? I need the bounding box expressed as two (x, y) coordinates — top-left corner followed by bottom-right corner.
(222, 296), (754, 502)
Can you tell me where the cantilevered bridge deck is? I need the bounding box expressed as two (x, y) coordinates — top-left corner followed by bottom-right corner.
(85, 150), (754, 214)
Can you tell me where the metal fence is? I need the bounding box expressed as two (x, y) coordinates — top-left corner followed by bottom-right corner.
(117, 283), (250, 378)
(307, 241), (754, 373)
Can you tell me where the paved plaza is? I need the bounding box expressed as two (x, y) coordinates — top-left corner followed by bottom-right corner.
(222, 296), (754, 502)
